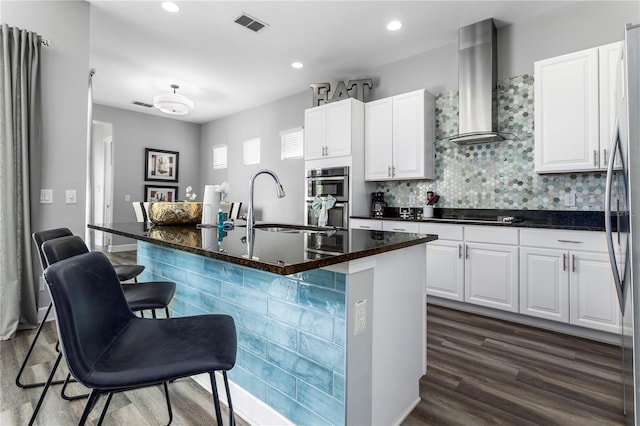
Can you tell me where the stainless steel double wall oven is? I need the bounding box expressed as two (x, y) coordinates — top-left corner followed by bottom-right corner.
(305, 166), (349, 229)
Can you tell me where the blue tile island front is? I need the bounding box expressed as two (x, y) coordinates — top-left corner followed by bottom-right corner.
(90, 222), (433, 425)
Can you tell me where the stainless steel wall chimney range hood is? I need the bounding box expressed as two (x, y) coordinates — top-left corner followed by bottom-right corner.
(445, 18), (515, 145)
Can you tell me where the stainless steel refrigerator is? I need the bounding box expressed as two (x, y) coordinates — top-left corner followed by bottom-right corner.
(605, 23), (640, 426)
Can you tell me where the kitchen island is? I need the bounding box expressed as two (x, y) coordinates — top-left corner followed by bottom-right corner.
(88, 222), (435, 426)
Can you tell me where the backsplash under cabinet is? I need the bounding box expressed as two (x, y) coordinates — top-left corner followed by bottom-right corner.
(376, 74), (607, 211)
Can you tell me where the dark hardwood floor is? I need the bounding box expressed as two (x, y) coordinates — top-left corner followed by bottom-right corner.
(1, 249), (627, 425)
(403, 305), (626, 426)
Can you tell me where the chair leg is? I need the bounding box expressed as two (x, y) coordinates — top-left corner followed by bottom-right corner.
(16, 303), (66, 389)
(223, 371), (235, 426)
(162, 382), (173, 426)
(28, 352), (63, 426)
(97, 392), (114, 425)
(209, 372), (223, 426)
(165, 307), (170, 318)
(60, 372), (89, 400)
(152, 309), (157, 319)
(78, 390), (102, 426)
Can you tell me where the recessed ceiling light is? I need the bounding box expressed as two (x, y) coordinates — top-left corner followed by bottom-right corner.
(291, 62), (304, 69)
(387, 21), (403, 31)
(162, 2), (180, 13)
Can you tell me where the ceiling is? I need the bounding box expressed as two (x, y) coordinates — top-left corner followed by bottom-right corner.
(88, 1), (577, 124)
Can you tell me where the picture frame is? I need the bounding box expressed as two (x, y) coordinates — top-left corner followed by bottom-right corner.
(144, 185), (178, 202)
(145, 148), (179, 182)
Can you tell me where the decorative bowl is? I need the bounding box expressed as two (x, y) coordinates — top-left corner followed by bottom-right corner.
(148, 202), (203, 225)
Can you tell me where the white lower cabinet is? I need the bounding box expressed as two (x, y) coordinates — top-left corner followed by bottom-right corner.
(350, 218), (383, 231)
(519, 229), (619, 333)
(421, 223), (464, 302)
(464, 242), (519, 313)
(570, 251), (620, 333)
(520, 247), (570, 322)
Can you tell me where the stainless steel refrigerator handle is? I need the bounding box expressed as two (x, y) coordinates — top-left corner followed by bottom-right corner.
(605, 116), (625, 312)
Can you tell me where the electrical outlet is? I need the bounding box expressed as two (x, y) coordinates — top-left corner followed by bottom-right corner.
(354, 299), (367, 335)
(564, 193), (576, 207)
(65, 190), (77, 204)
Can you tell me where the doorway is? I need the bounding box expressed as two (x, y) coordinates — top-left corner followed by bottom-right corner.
(92, 120), (114, 249)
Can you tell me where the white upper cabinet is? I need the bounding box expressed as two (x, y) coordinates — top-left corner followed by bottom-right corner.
(304, 98), (364, 160)
(534, 41), (623, 173)
(365, 89), (435, 180)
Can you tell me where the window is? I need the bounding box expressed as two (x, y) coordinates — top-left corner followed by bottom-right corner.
(280, 127), (303, 160)
(212, 144), (227, 169)
(243, 137), (261, 165)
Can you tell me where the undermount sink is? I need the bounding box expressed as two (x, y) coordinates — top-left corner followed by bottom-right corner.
(253, 224), (338, 234)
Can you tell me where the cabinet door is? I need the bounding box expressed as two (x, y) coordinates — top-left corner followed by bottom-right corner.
(535, 48), (600, 173)
(427, 241), (464, 301)
(599, 41), (624, 169)
(392, 90), (425, 179)
(325, 100), (352, 158)
(465, 243), (519, 312)
(570, 251), (620, 333)
(364, 98), (393, 180)
(304, 105), (327, 160)
(519, 247), (569, 322)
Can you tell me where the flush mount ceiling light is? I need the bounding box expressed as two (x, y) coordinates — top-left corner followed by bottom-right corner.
(162, 2), (180, 13)
(387, 20), (403, 31)
(153, 84), (194, 115)
(291, 62), (304, 69)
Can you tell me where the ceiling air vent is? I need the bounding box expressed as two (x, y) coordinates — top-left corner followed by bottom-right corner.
(234, 12), (269, 33)
(131, 101), (153, 108)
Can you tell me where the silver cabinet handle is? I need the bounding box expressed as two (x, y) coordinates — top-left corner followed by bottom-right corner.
(387, 166), (391, 177)
(458, 244), (462, 259)
(603, 149), (608, 165)
(562, 253), (567, 271)
(359, 225), (371, 229)
(572, 254), (576, 272)
(391, 166), (396, 177)
(465, 245), (469, 259)
(392, 228), (405, 232)
(594, 149), (598, 166)
(557, 240), (583, 244)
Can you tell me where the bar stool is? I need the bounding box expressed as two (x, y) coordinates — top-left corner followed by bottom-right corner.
(30, 251), (236, 426)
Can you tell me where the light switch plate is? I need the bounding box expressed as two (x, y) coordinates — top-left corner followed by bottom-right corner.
(40, 189), (53, 204)
(65, 190), (77, 204)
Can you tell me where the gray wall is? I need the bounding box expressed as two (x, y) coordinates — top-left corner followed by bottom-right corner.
(93, 104), (201, 244)
(200, 91), (308, 224)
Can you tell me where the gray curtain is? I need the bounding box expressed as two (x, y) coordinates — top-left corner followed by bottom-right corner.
(0, 24), (42, 340)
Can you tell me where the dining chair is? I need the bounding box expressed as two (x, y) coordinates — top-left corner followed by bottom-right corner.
(31, 251), (237, 426)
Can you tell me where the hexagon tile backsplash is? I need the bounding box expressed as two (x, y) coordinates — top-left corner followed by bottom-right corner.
(376, 74), (606, 211)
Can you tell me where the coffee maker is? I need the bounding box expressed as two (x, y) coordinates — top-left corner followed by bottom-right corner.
(371, 192), (387, 217)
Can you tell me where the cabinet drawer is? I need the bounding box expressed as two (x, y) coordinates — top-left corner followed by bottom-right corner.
(419, 223), (463, 240)
(382, 221), (420, 233)
(464, 226), (519, 245)
(520, 229), (605, 252)
(350, 219), (383, 231)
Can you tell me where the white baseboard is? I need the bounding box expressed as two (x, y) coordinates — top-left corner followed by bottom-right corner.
(192, 373), (293, 426)
(108, 243), (137, 253)
(392, 397), (421, 426)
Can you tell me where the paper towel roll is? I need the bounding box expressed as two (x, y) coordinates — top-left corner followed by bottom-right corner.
(202, 185), (221, 225)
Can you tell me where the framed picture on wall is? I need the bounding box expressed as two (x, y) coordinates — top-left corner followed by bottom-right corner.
(145, 148), (179, 182)
(145, 185), (178, 202)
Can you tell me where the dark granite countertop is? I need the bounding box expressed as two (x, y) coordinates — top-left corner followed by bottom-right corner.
(88, 222), (436, 275)
(353, 208), (612, 232)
